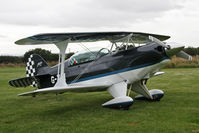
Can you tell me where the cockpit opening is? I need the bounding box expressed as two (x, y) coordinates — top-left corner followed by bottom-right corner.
(68, 47), (110, 66)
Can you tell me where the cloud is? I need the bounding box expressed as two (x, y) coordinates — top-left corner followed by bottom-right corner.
(0, 34), (6, 38)
(1, 0), (199, 56)
(0, 0), (184, 28)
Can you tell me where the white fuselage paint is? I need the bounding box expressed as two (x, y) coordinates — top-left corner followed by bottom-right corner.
(70, 59), (170, 87)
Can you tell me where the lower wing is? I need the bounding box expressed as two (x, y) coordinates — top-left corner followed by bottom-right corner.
(18, 83), (111, 96)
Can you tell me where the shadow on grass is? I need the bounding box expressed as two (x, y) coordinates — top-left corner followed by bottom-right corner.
(9, 90), (162, 123)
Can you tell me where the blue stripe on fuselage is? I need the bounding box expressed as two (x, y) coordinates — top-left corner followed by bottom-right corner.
(67, 57), (169, 84)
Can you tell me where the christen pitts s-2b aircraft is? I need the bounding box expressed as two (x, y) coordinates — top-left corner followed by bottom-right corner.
(9, 32), (192, 110)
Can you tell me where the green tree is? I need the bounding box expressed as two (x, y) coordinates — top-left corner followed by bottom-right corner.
(23, 48), (74, 62)
(183, 47), (198, 56)
(0, 56), (23, 63)
(24, 48), (54, 62)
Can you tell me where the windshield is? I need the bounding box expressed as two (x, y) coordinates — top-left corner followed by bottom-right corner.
(68, 47), (110, 66)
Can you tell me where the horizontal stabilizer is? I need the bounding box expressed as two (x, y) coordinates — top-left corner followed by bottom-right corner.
(9, 77), (35, 87)
(9, 74), (52, 88)
(18, 83), (111, 96)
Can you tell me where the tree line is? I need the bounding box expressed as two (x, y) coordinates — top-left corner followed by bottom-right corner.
(183, 47), (199, 56)
(0, 47), (199, 64)
(0, 48), (74, 64)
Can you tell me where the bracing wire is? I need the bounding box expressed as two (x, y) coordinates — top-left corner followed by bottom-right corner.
(70, 43), (98, 84)
(70, 41), (126, 84)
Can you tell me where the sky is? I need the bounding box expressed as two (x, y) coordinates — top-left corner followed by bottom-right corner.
(0, 0), (199, 56)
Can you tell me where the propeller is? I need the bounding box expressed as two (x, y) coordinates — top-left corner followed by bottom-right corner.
(149, 36), (192, 60)
(149, 36), (170, 49)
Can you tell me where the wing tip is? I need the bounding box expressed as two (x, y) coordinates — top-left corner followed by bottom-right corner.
(18, 91), (36, 96)
(15, 38), (33, 45)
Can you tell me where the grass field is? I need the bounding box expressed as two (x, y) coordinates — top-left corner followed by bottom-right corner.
(0, 67), (199, 133)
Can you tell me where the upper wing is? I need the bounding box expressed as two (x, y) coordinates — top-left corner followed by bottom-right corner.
(18, 83), (111, 96)
(15, 32), (170, 45)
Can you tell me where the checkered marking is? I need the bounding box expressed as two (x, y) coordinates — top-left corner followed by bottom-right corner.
(26, 55), (37, 87)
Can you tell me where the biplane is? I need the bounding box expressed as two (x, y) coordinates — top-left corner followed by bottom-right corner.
(9, 32), (192, 109)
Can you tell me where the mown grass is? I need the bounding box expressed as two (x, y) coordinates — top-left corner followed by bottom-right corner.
(0, 67), (199, 133)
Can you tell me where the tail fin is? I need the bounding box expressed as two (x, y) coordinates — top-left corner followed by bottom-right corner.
(25, 54), (49, 87)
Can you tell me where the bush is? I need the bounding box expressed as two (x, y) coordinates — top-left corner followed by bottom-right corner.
(183, 47), (198, 56)
(165, 56), (199, 68)
(0, 56), (23, 64)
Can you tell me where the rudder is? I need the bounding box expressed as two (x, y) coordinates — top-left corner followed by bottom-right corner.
(26, 54), (49, 87)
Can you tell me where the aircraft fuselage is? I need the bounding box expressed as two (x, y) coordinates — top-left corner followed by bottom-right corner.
(37, 43), (170, 89)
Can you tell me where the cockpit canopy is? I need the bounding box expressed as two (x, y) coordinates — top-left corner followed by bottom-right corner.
(68, 47), (110, 66)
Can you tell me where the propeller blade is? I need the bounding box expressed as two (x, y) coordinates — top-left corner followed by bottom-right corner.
(149, 36), (170, 49)
(165, 46), (184, 57)
(176, 51), (192, 60)
(165, 42), (185, 49)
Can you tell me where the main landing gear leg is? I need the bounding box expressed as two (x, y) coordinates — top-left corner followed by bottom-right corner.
(133, 80), (164, 101)
(102, 81), (133, 110)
